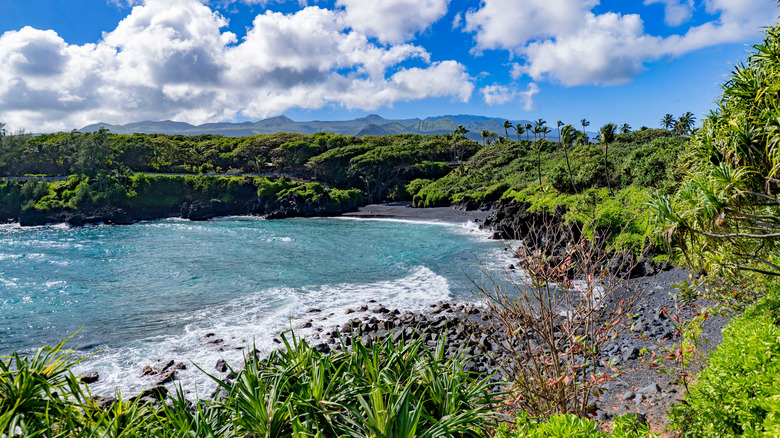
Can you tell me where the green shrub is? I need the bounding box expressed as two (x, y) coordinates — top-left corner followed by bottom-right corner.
(495, 413), (651, 438)
(668, 281), (780, 437)
(1, 333), (498, 437)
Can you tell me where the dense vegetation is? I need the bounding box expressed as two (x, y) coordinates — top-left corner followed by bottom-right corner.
(0, 334), (498, 437)
(2, 9), (780, 438)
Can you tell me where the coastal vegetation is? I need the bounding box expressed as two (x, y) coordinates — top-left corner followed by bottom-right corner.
(2, 9), (780, 438)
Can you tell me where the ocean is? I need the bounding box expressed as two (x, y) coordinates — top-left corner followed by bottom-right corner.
(0, 216), (508, 397)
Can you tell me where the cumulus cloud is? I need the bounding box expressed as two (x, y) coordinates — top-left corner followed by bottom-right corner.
(465, 0), (776, 87)
(336, 0), (450, 44)
(0, 0), (472, 132)
(479, 82), (539, 110)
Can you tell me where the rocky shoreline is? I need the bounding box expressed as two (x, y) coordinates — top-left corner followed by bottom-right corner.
(12, 192), (364, 227)
(68, 199), (728, 432)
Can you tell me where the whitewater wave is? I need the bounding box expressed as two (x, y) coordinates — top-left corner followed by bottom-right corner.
(73, 265), (453, 399)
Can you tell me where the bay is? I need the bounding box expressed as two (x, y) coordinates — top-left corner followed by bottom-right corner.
(0, 216), (507, 396)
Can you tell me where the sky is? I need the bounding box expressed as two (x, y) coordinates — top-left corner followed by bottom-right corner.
(0, 0), (776, 133)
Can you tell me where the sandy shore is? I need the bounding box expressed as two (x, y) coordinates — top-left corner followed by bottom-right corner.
(340, 202), (491, 224)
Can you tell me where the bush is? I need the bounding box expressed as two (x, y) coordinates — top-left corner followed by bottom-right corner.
(495, 413), (652, 438)
(1, 333), (499, 437)
(668, 281), (780, 437)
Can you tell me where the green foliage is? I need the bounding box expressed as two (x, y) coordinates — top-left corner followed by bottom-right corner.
(495, 413), (652, 438)
(654, 22), (780, 278)
(668, 281), (780, 437)
(0, 333), (499, 437)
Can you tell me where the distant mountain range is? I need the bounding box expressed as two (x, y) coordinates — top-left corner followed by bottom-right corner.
(81, 114), (562, 142)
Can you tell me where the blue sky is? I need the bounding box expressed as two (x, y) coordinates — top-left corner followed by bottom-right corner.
(0, 0), (776, 132)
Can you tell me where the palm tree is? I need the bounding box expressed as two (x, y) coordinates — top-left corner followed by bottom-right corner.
(661, 114), (675, 130)
(533, 119), (546, 142)
(539, 125), (551, 141)
(619, 123), (631, 134)
(515, 124), (525, 141)
(525, 123), (532, 141)
(580, 119), (590, 137)
(503, 120), (513, 139)
(560, 124), (578, 193)
(678, 112), (696, 135)
(454, 125), (469, 139)
(480, 130), (489, 145)
(487, 131), (498, 145)
(599, 123), (617, 197)
(557, 120), (564, 144)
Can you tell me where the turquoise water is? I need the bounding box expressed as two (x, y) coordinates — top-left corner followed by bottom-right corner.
(0, 216), (506, 395)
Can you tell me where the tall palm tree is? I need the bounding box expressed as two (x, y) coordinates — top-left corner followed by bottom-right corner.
(556, 120), (564, 144)
(599, 123), (617, 197)
(525, 123), (532, 141)
(480, 130), (489, 145)
(454, 125), (469, 139)
(678, 112), (696, 135)
(580, 119), (590, 137)
(619, 123), (631, 134)
(560, 124), (578, 193)
(503, 120), (513, 139)
(515, 124), (525, 141)
(661, 114), (675, 130)
(533, 119), (546, 142)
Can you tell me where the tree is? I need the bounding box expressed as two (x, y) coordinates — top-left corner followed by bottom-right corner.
(503, 120), (513, 139)
(0, 122), (6, 139)
(533, 119), (546, 142)
(454, 125), (469, 139)
(559, 124), (578, 193)
(580, 119), (590, 137)
(557, 120), (564, 144)
(619, 123), (631, 134)
(525, 123), (532, 141)
(654, 23), (780, 279)
(661, 114), (676, 130)
(599, 123), (617, 197)
(677, 112), (696, 136)
(515, 124), (525, 141)
(480, 130), (489, 146)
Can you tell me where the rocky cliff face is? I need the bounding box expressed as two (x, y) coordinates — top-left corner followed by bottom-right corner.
(481, 199), (672, 279)
(14, 194), (362, 227)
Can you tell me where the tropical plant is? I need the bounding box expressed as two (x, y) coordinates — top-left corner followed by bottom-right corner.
(620, 123), (631, 134)
(454, 124), (469, 139)
(516, 124), (526, 142)
(557, 120), (564, 143)
(661, 114), (676, 130)
(560, 124), (578, 193)
(600, 123), (617, 197)
(525, 123), (533, 141)
(580, 119), (590, 136)
(653, 22), (780, 280)
(481, 130), (490, 146)
(504, 120), (514, 139)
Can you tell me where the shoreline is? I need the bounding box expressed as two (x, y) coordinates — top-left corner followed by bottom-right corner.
(340, 202), (492, 225)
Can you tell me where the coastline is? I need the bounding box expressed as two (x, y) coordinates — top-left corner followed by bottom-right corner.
(339, 201), (492, 225)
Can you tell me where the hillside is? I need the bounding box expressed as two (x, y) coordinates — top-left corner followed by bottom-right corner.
(80, 114), (551, 142)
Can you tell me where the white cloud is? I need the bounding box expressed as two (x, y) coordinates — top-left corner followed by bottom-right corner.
(465, 0), (776, 87)
(519, 82), (540, 111)
(336, 0), (450, 44)
(644, 0), (695, 27)
(464, 0), (598, 54)
(0, 0), (472, 132)
(479, 82), (539, 110)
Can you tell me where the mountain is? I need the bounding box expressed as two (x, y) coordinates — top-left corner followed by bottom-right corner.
(81, 114), (552, 141)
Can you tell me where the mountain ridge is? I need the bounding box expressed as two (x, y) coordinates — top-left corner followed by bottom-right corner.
(80, 114), (552, 142)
